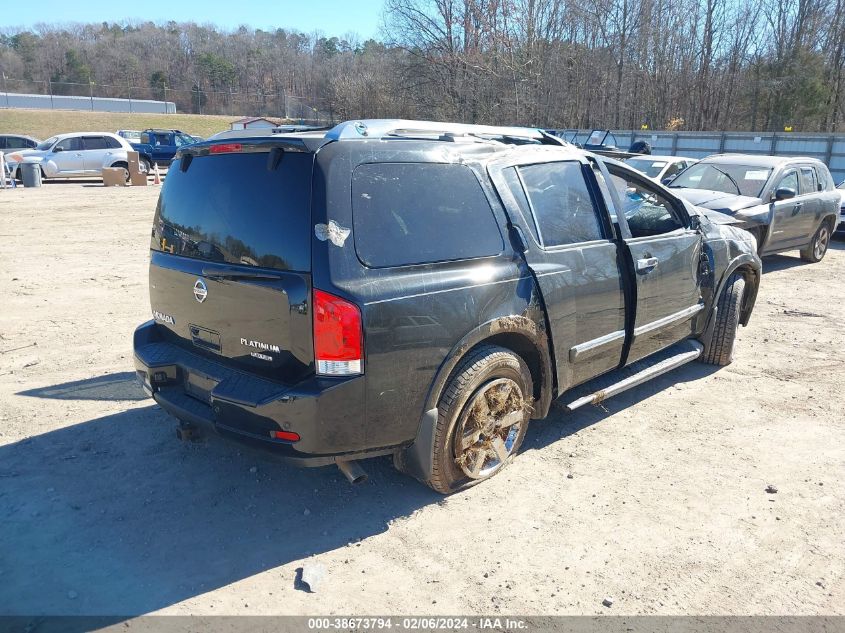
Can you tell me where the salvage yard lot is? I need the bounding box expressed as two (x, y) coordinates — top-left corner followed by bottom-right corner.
(0, 182), (843, 616)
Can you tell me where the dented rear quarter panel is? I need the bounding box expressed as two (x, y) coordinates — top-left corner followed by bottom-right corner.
(310, 140), (548, 450)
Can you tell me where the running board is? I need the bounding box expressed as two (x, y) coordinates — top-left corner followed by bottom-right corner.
(564, 340), (703, 412)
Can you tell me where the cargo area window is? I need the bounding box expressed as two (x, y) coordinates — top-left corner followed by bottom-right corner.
(150, 150), (312, 272)
(351, 162), (503, 268)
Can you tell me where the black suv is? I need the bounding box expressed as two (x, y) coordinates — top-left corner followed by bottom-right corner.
(134, 119), (761, 493)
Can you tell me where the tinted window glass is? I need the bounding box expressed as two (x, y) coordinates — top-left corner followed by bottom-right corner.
(663, 161), (685, 179)
(609, 167), (684, 237)
(352, 163), (503, 268)
(502, 167), (540, 243)
(151, 150), (312, 271)
(104, 136), (122, 149)
(55, 137), (82, 151)
(0, 137), (6, 149)
(671, 163), (772, 197)
(83, 136), (109, 150)
(799, 168), (816, 194)
(519, 161), (603, 247)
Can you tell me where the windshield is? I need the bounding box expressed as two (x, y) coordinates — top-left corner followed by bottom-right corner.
(626, 158), (668, 178)
(670, 163), (772, 197)
(36, 136), (57, 151)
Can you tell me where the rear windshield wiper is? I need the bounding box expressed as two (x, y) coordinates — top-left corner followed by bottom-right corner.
(202, 267), (285, 281)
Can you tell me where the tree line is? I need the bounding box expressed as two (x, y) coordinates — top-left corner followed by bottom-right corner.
(1, 0), (843, 132)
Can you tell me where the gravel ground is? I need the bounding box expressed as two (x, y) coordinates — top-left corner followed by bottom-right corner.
(0, 182), (843, 616)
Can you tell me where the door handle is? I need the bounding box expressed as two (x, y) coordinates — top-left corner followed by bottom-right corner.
(636, 257), (659, 272)
(791, 202), (803, 216)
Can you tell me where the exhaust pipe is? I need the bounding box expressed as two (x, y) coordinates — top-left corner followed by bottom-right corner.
(337, 459), (368, 485)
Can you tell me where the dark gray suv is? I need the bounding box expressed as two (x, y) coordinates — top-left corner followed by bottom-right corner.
(134, 119), (761, 493)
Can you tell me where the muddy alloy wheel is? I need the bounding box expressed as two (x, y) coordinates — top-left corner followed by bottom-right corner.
(453, 377), (525, 479)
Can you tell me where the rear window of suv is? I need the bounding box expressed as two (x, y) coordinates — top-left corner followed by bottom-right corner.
(351, 162), (503, 268)
(151, 149), (312, 271)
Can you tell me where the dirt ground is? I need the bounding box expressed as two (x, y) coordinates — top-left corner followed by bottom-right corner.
(0, 182), (843, 617)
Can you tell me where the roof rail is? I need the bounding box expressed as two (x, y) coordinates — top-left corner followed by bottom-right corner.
(324, 119), (565, 145)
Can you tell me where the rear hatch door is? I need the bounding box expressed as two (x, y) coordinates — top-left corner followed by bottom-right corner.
(148, 141), (314, 384)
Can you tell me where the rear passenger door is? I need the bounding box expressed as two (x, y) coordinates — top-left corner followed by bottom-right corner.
(82, 136), (116, 173)
(492, 159), (627, 390)
(604, 164), (705, 363)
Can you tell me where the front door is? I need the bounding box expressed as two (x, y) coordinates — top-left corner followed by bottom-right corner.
(768, 169), (806, 251)
(51, 137), (85, 175)
(604, 164), (705, 363)
(491, 159), (627, 390)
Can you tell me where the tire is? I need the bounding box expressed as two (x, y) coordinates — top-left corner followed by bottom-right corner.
(423, 345), (533, 494)
(140, 158), (151, 174)
(701, 273), (746, 366)
(110, 162), (130, 183)
(799, 220), (833, 263)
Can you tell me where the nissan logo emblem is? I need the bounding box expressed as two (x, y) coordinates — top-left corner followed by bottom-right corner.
(193, 279), (208, 303)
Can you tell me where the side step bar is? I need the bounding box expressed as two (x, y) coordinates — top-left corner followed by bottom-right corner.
(565, 340), (703, 412)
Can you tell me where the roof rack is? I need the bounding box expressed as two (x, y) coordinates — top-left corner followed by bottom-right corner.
(324, 119), (565, 145)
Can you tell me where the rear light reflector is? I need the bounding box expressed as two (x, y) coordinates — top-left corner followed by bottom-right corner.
(271, 430), (301, 442)
(209, 143), (242, 154)
(313, 289), (363, 376)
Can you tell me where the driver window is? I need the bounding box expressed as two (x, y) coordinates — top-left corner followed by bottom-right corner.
(55, 137), (82, 152)
(608, 169), (684, 238)
(777, 170), (798, 194)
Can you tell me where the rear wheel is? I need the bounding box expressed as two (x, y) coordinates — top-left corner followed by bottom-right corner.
(110, 162), (130, 183)
(701, 273), (746, 366)
(140, 157), (151, 174)
(424, 345), (532, 494)
(800, 221), (832, 263)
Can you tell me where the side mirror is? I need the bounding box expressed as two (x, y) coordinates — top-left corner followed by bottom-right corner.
(688, 215), (702, 231)
(774, 187), (796, 201)
(661, 175), (676, 186)
(53, 146), (63, 153)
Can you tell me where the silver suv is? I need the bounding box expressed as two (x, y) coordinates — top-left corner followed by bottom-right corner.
(5, 132), (134, 181)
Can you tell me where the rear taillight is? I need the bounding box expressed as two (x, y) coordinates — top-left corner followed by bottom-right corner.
(313, 289), (363, 376)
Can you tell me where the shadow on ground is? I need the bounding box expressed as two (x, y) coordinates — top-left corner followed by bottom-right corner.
(0, 360), (719, 620)
(17, 372), (147, 402)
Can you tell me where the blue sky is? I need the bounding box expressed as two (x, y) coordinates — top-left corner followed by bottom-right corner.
(0, 0), (386, 39)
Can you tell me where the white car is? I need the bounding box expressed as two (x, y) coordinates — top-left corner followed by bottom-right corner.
(625, 155), (697, 184)
(5, 132), (134, 181)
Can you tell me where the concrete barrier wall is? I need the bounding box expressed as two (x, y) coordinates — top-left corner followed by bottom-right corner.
(1, 92), (176, 114)
(554, 130), (845, 183)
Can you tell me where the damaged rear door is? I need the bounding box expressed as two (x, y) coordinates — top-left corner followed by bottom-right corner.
(490, 158), (627, 390)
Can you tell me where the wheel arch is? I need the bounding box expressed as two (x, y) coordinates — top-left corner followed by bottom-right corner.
(701, 254), (760, 349)
(421, 315), (554, 420)
(398, 315), (553, 484)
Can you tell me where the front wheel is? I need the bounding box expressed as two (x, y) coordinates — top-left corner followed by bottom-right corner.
(800, 221), (832, 263)
(701, 273), (746, 366)
(140, 158), (151, 174)
(424, 345), (533, 494)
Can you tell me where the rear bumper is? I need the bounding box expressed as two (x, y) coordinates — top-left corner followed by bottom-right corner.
(133, 320), (388, 466)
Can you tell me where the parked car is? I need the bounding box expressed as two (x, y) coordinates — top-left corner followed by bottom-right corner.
(133, 119), (760, 493)
(5, 132), (135, 181)
(116, 129), (143, 143)
(625, 155), (696, 184)
(0, 134), (40, 153)
(668, 154), (840, 262)
(835, 180), (845, 236)
(131, 129), (198, 172)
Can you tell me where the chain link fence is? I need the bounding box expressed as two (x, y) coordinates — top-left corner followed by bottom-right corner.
(0, 76), (334, 124)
